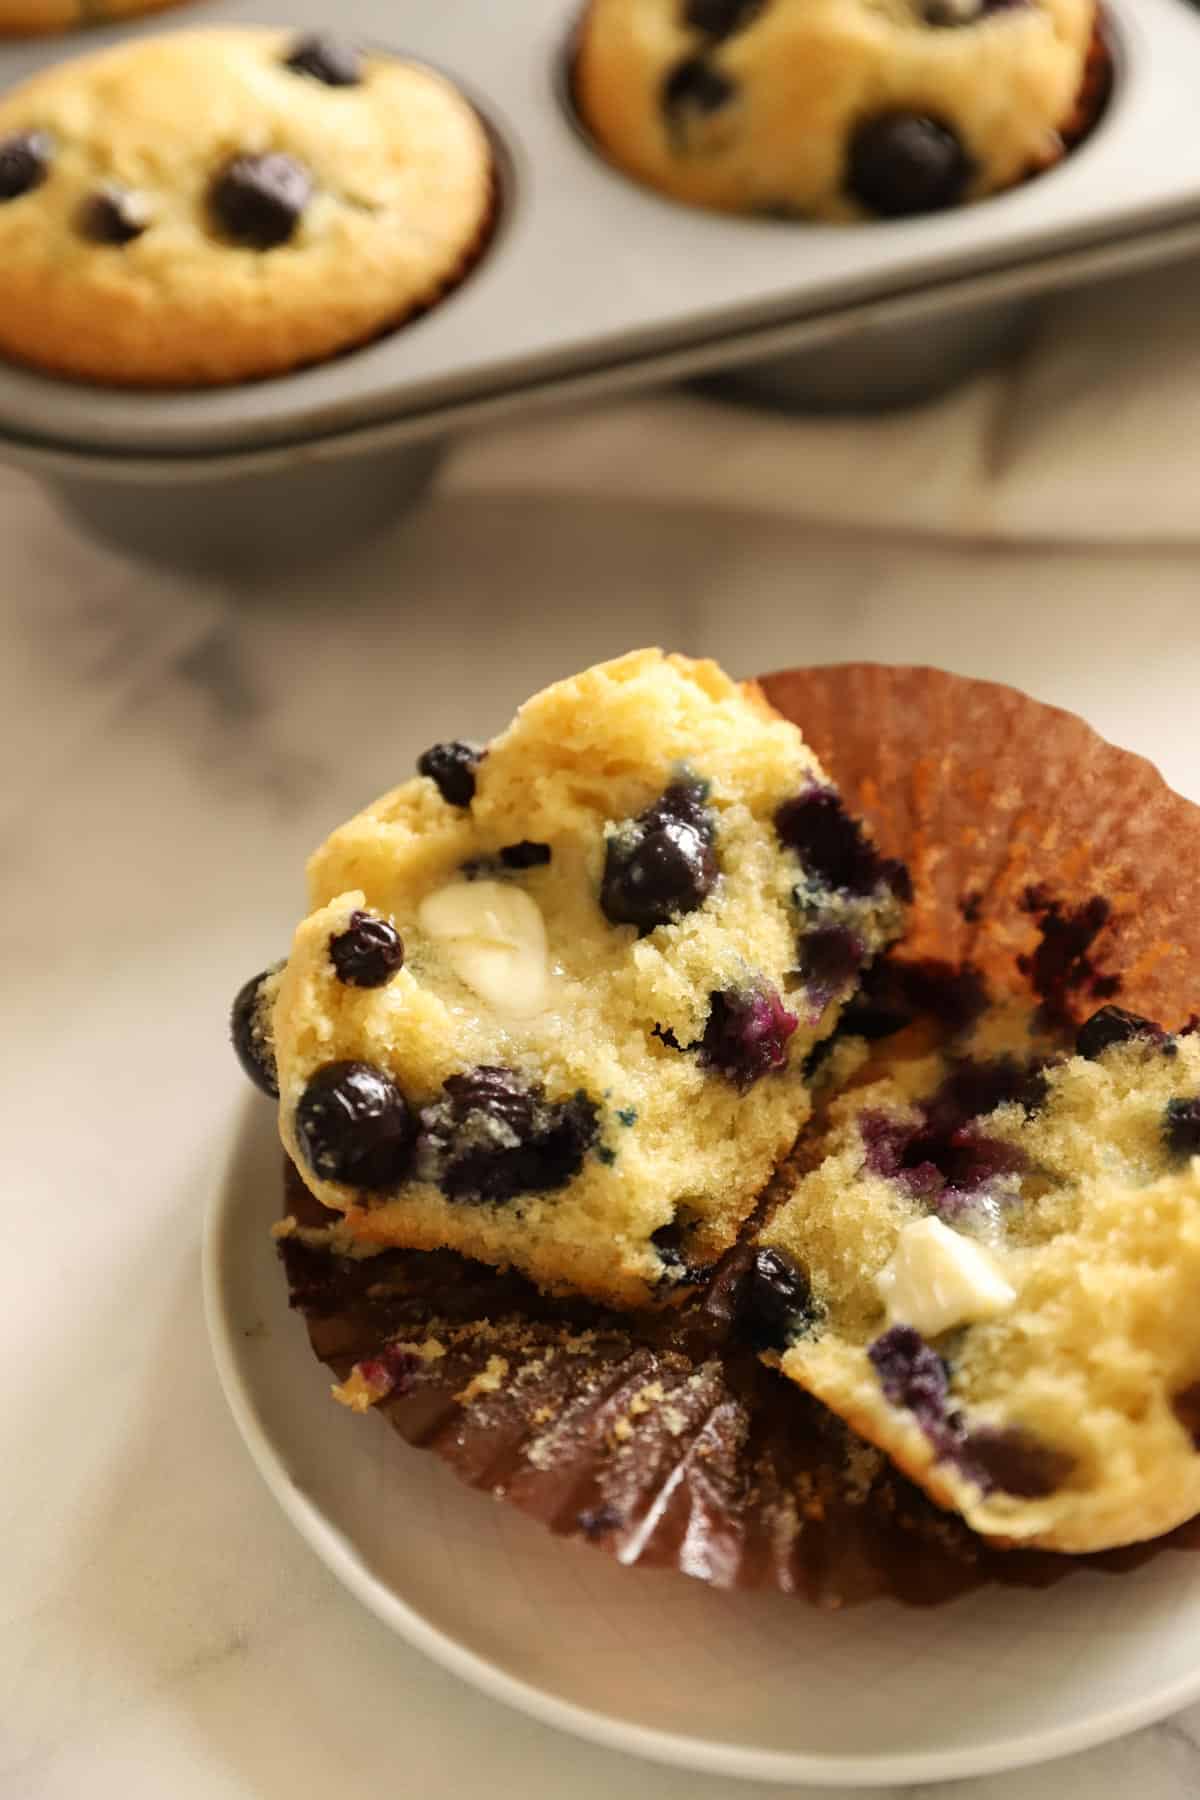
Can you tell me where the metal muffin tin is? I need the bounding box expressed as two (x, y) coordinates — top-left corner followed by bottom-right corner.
(2, 0), (1200, 564)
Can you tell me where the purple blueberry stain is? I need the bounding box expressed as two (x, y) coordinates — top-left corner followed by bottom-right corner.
(869, 1325), (957, 1446)
(355, 1344), (421, 1403)
(1018, 887), (1121, 1029)
(859, 1057), (1038, 1220)
(796, 925), (866, 1018)
(697, 983), (798, 1089)
(869, 1331), (1073, 1498)
(776, 785), (910, 902)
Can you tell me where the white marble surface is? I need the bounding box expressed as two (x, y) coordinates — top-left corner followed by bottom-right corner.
(6, 373), (1200, 1799)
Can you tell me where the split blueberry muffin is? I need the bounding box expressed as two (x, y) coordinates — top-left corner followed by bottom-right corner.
(236, 650), (908, 1308)
(753, 1002), (1200, 1552)
(574, 0), (1098, 220)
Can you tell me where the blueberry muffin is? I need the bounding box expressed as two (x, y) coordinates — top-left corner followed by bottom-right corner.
(574, 0), (1098, 220)
(754, 1002), (1200, 1552)
(0, 0), (185, 39)
(239, 650), (908, 1309)
(0, 28), (494, 385)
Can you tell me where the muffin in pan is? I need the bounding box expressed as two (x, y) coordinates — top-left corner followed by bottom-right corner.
(0, 27), (495, 385)
(242, 650), (908, 1310)
(574, 0), (1099, 220)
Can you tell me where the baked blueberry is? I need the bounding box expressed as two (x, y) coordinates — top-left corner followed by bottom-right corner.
(797, 925), (866, 1015)
(1075, 1004), (1163, 1061)
(499, 840), (552, 869)
(738, 1248), (816, 1351)
(417, 1066), (599, 1203)
(961, 1424), (1073, 1498)
(283, 33), (363, 87)
(210, 152), (314, 249)
(417, 741), (483, 808)
(295, 1060), (417, 1189)
(698, 984), (797, 1089)
(868, 1324), (954, 1441)
(78, 186), (152, 245)
(230, 964), (283, 1097)
(601, 782), (718, 932)
(683, 0), (765, 38)
(847, 112), (972, 218)
(0, 131), (51, 202)
(661, 57), (736, 139)
(330, 910), (404, 988)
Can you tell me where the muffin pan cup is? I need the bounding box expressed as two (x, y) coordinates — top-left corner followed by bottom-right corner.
(1, 0), (1200, 562)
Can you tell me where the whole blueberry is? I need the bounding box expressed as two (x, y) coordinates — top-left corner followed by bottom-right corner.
(661, 57), (737, 138)
(230, 965), (282, 1097)
(847, 112), (972, 218)
(329, 910), (404, 988)
(77, 185), (152, 245)
(210, 152), (313, 249)
(0, 130), (52, 202)
(417, 741), (483, 808)
(1075, 1004), (1162, 1061)
(283, 33), (363, 86)
(739, 1248), (816, 1352)
(601, 784), (718, 933)
(683, 0), (765, 38)
(295, 1060), (417, 1190)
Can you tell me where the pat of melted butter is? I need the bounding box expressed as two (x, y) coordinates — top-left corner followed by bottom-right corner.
(876, 1216), (1016, 1338)
(418, 880), (548, 1017)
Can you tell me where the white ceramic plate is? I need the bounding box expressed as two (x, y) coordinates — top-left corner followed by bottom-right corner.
(205, 1100), (1200, 1789)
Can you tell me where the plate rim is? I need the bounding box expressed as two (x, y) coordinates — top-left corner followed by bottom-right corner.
(202, 1102), (1200, 1789)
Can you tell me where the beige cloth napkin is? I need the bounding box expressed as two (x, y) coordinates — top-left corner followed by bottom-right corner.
(446, 256), (1200, 546)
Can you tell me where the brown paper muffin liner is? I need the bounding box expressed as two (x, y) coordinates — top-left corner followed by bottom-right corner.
(277, 663), (1200, 1608)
